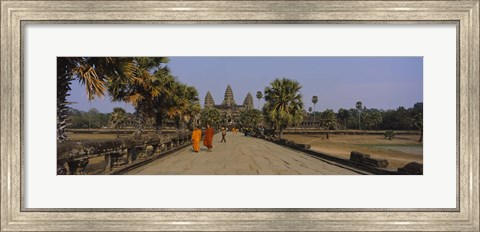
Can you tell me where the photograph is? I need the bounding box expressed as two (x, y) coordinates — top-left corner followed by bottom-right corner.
(2, 0), (478, 230)
(57, 57), (423, 175)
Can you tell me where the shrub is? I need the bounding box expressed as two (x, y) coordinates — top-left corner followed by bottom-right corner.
(384, 130), (396, 140)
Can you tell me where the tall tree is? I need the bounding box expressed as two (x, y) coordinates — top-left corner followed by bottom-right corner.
(109, 107), (128, 138)
(200, 107), (222, 128)
(413, 102), (423, 115)
(337, 108), (350, 130)
(256, 91), (263, 109)
(263, 78), (304, 139)
(321, 109), (337, 139)
(111, 57), (198, 135)
(395, 106), (414, 130)
(356, 101), (363, 130)
(168, 83), (200, 132)
(152, 75), (177, 136)
(239, 109), (263, 130)
(311, 96), (318, 127)
(188, 103), (202, 129)
(114, 57), (174, 136)
(413, 113), (423, 142)
(57, 57), (135, 142)
(362, 109), (383, 130)
(185, 86), (202, 130)
(412, 102), (423, 142)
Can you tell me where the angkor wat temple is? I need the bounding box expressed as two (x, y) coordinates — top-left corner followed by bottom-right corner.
(204, 84), (254, 127)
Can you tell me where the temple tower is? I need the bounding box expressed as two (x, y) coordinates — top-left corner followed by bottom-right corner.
(243, 92), (254, 110)
(222, 84), (236, 106)
(204, 91), (215, 108)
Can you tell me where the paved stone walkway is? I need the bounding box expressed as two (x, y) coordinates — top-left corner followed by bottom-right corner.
(126, 132), (361, 175)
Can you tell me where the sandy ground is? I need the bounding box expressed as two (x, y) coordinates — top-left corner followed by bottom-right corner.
(282, 134), (423, 170)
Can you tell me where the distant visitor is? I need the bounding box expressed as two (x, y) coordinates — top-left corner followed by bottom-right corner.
(221, 127), (227, 143)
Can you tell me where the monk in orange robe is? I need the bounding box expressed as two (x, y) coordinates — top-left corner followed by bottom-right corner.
(191, 126), (202, 153)
(203, 124), (214, 152)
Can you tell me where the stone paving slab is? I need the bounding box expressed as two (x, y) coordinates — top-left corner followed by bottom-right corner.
(126, 132), (362, 175)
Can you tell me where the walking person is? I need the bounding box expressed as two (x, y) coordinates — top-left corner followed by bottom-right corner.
(191, 125), (202, 153)
(220, 127), (227, 143)
(203, 124), (214, 152)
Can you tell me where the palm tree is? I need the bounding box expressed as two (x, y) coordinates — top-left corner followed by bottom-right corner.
(183, 86), (201, 129)
(311, 96), (318, 127)
(168, 83), (200, 132)
(115, 57), (174, 136)
(263, 78), (304, 139)
(57, 57), (135, 142)
(356, 101), (363, 130)
(119, 57), (171, 105)
(187, 103), (201, 129)
(256, 91), (263, 109)
(321, 109), (337, 139)
(109, 107), (128, 138)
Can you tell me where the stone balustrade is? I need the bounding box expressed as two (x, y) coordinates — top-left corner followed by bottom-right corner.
(57, 132), (191, 175)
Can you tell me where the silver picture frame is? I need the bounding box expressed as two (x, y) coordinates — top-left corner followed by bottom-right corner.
(1, 0), (479, 231)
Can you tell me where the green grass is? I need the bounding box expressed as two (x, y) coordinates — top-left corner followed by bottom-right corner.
(358, 143), (423, 156)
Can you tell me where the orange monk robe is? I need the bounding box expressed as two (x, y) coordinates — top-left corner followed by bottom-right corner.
(191, 129), (202, 152)
(203, 128), (214, 148)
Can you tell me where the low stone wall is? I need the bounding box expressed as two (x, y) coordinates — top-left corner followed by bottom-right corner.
(57, 132), (191, 175)
(283, 128), (421, 136)
(65, 128), (177, 134)
(350, 151), (389, 168)
(397, 162), (423, 175)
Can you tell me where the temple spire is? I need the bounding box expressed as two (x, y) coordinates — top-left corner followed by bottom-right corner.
(204, 91), (215, 107)
(243, 92), (254, 110)
(222, 84), (236, 106)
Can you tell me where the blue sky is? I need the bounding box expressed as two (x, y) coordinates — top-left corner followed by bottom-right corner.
(66, 57), (423, 113)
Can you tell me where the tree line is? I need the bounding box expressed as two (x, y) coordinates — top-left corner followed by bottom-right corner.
(238, 78), (422, 141)
(305, 102), (423, 141)
(310, 102), (423, 131)
(66, 108), (112, 129)
(66, 107), (137, 130)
